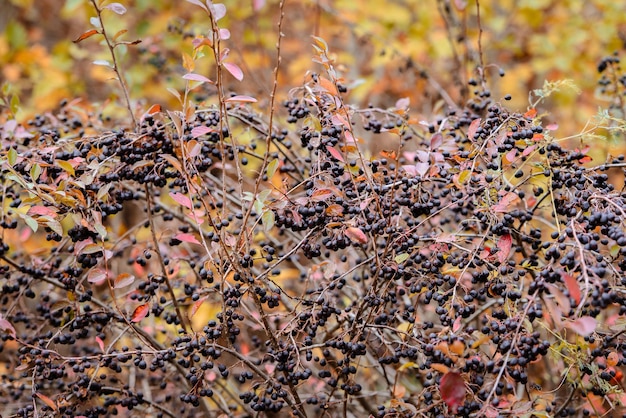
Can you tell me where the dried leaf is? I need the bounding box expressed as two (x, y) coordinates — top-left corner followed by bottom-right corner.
(439, 371), (466, 413)
(430, 133), (443, 150)
(131, 304), (150, 322)
(345, 227), (368, 244)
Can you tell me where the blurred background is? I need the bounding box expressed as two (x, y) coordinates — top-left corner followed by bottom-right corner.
(1, 0), (625, 142)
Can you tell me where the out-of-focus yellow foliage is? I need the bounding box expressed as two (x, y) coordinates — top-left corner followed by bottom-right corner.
(1, 0), (625, 139)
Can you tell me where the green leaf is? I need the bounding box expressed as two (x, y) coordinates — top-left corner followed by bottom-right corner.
(266, 158), (279, 179)
(30, 163), (41, 181)
(262, 210), (275, 232)
(22, 214), (38, 233)
(10, 94), (20, 115)
(395, 253), (410, 264)
(7, 148), (17, 166)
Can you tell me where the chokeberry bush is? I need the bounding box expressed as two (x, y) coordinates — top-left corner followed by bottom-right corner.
(1, 1), (626, 417)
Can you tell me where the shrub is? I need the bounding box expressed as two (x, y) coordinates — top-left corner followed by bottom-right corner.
(1, 1), (625, 417)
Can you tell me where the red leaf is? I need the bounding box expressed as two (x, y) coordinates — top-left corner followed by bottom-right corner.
(223, 62), (243, 81)
(491, 192), (520, 213)
(345, 227), (368, 245)
(565, 316), (597, 337)
(439, 371), (466, 413)
(146, 104), (161, 115)
(326, 146), (344, 162)
(131, 304), (150, 322)
(562, 273), (581, 305)
(497, 234), (512, 264)
(174, 233), (201, 245)
(73, 29), (100, 43)
(169, 192), (192, 209)
(190, 296), (209, 318)
(225, 95), (257, 103)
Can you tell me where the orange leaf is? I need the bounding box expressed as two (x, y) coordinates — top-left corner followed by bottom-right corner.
(131, 304), (150, 322)
(73, 29), (100, 43)
(114, 273), (135, 289)
(523, 108), (537, 119)
(35, 393), (57, 411)
(311, 189), (335, 202)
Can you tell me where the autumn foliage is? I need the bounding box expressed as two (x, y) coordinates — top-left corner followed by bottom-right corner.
(1, 1), (626, 417)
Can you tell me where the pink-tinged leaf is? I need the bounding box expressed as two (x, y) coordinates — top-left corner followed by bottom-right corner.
(326, 146), (344, 162)
(395, 97), (410, 110)
(430, 133), (443, 151)
(209, 3), (227, 21)
(223, 62), (243, 81)
(454, 0), (467, 10)
(28, 206), (57, 217)
(562, 273), (581, 305)
(174, 233), (201, 245)
(491, 192), (520, 213)
(191, 125), (214, 138)
(225, 95), (257, 103)
(467, 118), (481, 140)
(522, 145), (536, 157)
(182, 72), (213, 83)
(169, 192), (192, 209)
(565, 316), (597, 337)
(114, 272), (135, 289)
(546, 123), (559, 131)
(253, 0), (266, 10)
(104, 2), (127, 14)
(95, 336), (105, 352)
(73, 29), (100, 43)
(87, 268), (108, 284)
(497, 234), (512, 264)
(186, 0), (208, 11)
(416, 162), (430, 177)
(311, 189), (335, 202)
(219, 28), (230, 40)
(0, 315), (16, 338)
(402, 165), (417, 177)
(452, 316), (462, 333)
(439, 371), (466, 413)
(131, 304), (150, 322)
(345, 227), (368, 245)
(505, 149), (517, 163)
